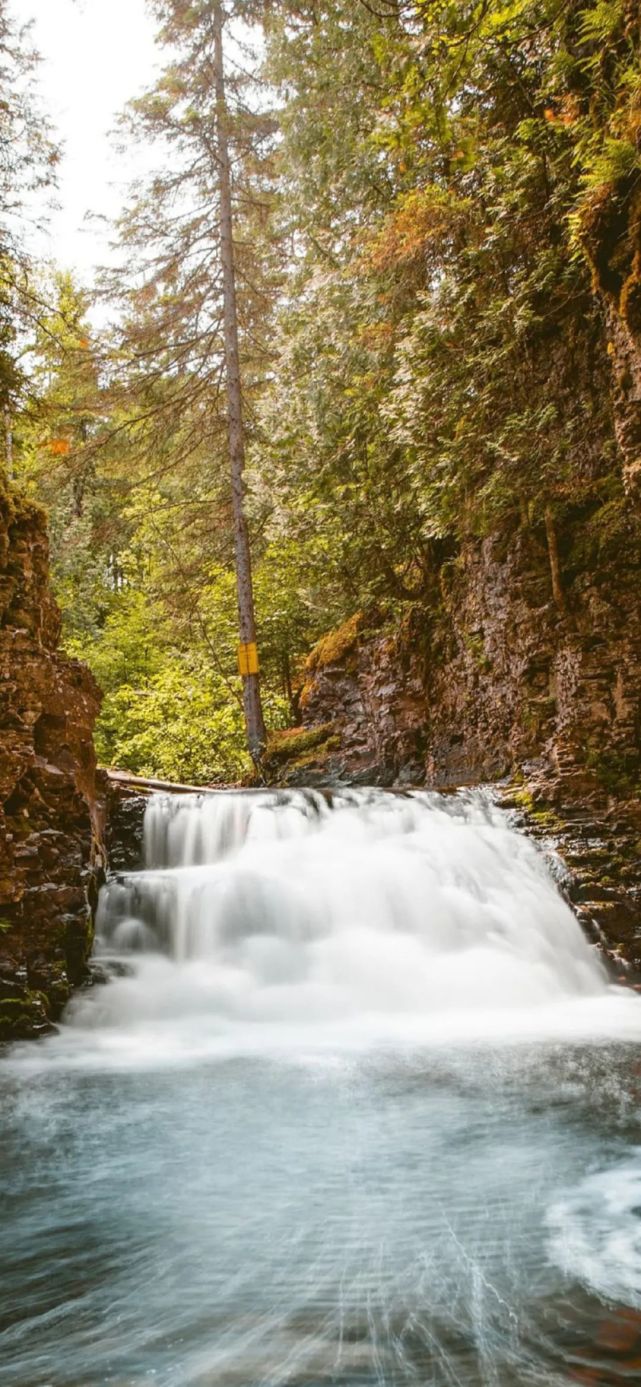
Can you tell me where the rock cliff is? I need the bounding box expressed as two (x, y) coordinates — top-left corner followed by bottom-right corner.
(0, 483), (104, 1039)
(272, 515), (641, 972)
(288, 521), (638, 786)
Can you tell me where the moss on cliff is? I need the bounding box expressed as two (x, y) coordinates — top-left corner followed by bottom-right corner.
(304, 614), (364, 675)
(262, 724), (339, 777)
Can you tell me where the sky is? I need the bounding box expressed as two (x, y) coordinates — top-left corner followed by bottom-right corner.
(10, 0), (159, 281)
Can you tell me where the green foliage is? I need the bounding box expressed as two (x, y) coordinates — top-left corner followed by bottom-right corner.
(95, 660), (250, 785)
(577, 1), (626, 46)
(10, 0), (640, 785)
(66, 584), (289, 783)
(581, 137), (640, 190)
(0, 2), (58, 418)
(94, 655), (289, 786)
(258, 0), (619, 589)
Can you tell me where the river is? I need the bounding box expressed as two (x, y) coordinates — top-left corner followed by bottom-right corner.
(3, 788), (641, 1385)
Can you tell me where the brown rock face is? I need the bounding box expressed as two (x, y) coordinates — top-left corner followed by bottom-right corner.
(291, 522), (641, 967)
(296, 612), (427, 787)
(0, 485), (105, 1039)
(297, 525), (641, 793)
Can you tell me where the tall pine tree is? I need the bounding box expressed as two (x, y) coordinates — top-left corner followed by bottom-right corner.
(105, 0), (278, 761)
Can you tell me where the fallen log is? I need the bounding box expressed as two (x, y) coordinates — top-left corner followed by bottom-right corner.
(105, 769), (223, 796)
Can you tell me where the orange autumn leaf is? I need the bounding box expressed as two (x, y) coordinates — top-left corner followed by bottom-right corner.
(49, 438), (71, 456)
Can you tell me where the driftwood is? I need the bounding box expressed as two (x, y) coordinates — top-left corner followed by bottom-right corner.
(105, 770), (226, 797)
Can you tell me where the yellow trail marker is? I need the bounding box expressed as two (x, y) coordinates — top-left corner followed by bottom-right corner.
(238, 642), (259, 676)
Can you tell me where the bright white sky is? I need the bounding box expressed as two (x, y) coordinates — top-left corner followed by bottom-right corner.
(9, 0), (159, 281)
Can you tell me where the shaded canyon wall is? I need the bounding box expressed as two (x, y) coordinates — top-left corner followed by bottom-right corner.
(277, 520), (641, 970)
(0, 484), (105, 1039)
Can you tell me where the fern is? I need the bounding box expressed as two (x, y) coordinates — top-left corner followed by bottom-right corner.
(582, 137), (640, 189)
(578, 1), (626, 44)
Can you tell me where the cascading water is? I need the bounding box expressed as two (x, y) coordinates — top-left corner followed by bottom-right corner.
(4, 787), (641, 1387)
(85, 786), (632, 1048)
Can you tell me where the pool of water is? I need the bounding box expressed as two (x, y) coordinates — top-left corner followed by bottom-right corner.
(3, 788), (641, 1385)
(3, 1041), (641, 1385)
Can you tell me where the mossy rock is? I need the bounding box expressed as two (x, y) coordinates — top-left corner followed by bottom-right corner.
(279, 736), (341, 778)
(304, 613), (364, 676)
(0, 989), (53, 1041)
(509, 787), (536, 814)
(263, 723), (337, 768)
(504, 787), (564, 834)
(298, 613), (366, 711)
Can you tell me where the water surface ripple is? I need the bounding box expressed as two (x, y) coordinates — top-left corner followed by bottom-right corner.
(3, 788), (641, 1386)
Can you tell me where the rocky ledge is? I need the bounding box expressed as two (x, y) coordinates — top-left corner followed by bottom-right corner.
(0, 484), (105, 1040)
(265, 522), (641, 972)
(498, 781), (641, 980)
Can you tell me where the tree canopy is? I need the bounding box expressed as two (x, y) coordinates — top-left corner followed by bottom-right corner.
(7, 0), (641, 782)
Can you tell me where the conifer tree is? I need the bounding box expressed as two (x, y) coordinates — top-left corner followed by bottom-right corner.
(105, 0), (273, 763)
(212, 0), (265, 759)
(0, 0), (57, 446)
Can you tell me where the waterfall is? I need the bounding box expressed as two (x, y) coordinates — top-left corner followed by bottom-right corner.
(6, 789), (641, 1387)
(79, 785), (637, 1051)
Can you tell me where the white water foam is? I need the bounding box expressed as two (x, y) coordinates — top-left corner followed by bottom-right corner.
(6, 787), (641, 1379)
(51, 786), (641, 1061)
(547, 1152), (641, 1306)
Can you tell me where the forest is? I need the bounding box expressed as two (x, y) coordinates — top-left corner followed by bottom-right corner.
(2, 0), (640, 784)
(5, 5), (641, 1382)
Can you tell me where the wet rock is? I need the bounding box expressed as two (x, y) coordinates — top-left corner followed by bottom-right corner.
(288, 524), (641, 963)
(105, 786), (147, 873)
(0, 484), (105, 1040)
(85, 957), (134, 986)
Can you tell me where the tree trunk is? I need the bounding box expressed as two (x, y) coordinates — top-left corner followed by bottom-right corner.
(212, 0), (266, 764)
(4, 407), (13, 479)
(544, 505), (565, 614)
